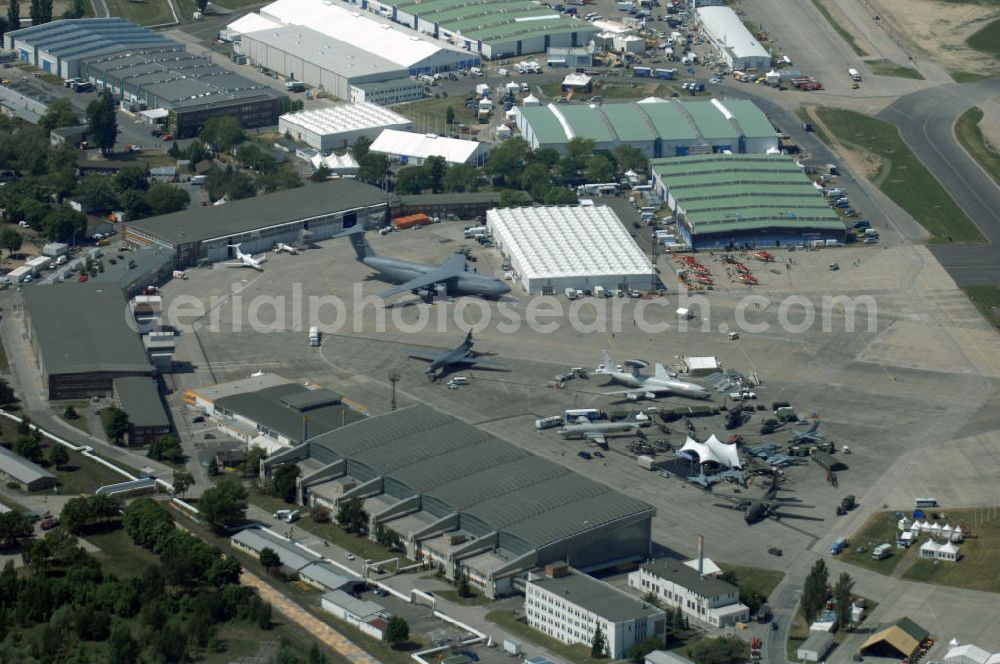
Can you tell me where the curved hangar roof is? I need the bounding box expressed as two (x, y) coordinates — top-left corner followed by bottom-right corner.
(308, 405), (654, 550)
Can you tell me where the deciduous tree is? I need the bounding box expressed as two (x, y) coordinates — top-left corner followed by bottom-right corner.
(198, 477), (248, 532)
(85, 91), (117, 156)
(385, 616), (409, 649)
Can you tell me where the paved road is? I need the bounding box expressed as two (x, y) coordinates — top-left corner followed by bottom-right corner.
(879, 78), (1000, 286)
(90, 0), (108, 18)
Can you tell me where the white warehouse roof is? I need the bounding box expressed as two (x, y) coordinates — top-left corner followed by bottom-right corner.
(487, 205), (654, 282)
(254, 0), (466, 69)
(697, 6), (770, 60)
(226, 12), (280, 36)
(280, 103), (411, 138)
(370, 129), (483, 165)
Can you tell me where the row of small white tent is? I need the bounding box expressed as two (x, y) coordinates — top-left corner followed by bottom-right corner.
(919, 538), (960, 561)
(898, 518), (964, 542)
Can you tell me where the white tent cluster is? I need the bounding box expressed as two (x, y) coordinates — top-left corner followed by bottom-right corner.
(919, 538), (960, 562)
(309, 152), (359, 175)
(678, 435), (742, 469)
(898, 518), (964, 542)
(942, 641), (1000, 664)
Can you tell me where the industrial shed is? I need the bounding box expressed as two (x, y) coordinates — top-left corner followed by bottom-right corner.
(651, 154), (845, 249)
(124, 180), (389, 266)
(696, 6), (771, 71)
(23, 284), (154, 400)
(227, 0), (478, 90)
(279, 104), (412, 152)
(266, 405), (655, 598)
(370, 129), (488, 166)
(797, 632), (835, 662)
(112, 377), (171, 446)
(514, 98), (777, 157)
(0, 445), (58, 492)
(860, 617), (928, 660)
(385, 0), (600, 59)
(487, 205), (655, 294)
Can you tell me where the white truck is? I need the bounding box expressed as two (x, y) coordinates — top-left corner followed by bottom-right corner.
(565, 287), (578, 300)
(502, 639), (522, 656)
(637, 455), (656, 470)
(848, 68), (861, 82)
(872, 543), (892, 560)
(309, 326), (321, 346)
(535, 416), (563, 430)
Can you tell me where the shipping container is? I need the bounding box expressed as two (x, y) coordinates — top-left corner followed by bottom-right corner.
(393, 214), (432, 230)
(633, 66), (652, 78)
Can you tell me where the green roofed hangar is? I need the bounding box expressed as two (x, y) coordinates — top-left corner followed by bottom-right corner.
(514, 97), (779, 157)
(651, 154), (847, 250)
(262, 405), (655, 598)
(384, 0), (600, 59)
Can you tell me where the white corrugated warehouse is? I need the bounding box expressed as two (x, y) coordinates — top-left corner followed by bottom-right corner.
(279, 103), (412, 151)
(696, 6), (771, 71)
(487, 206), (655, 294)
(370, 129), (488, 166)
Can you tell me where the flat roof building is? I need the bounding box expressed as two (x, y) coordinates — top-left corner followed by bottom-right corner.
(386, 0), (601, 59)
(370, 129), (488, 166)
(112, 377), (171, 446)
(226, 0), (479, 100)
(23, 284), (154, 399)
(487, 205), (655, 294)
(651, 154), (845, 249)
(526, 566), (666, 659)
(5, 19), (285, 138)
(0, 445), (58, 492)
(515, 98), (777, 157)
(267, 405), (655, 598)
(124, 180), (389, 267)
(696, 6), (771, 71)
(279, 103), (412, 152)
(629, 559), (750, 628)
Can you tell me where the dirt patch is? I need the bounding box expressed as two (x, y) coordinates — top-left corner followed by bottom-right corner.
(868, 0), (1000, 74)
(978, 96), (1000, 154)
(805, 105), (884, 181)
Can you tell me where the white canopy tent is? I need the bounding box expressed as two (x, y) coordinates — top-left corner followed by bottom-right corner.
(679, 435), (741, 468)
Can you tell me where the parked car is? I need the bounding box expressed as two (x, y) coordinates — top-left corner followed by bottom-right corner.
(767, 547), (783, 556)
(577, 451), (593, 460)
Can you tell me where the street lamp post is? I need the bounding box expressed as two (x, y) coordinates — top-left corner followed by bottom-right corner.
(388, 371), (400, 412)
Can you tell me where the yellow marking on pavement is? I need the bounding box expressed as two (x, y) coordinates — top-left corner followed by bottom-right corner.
(241, 571), (381, 664)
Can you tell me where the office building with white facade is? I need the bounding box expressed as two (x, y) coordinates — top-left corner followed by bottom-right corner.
(629, 559), (749, 628)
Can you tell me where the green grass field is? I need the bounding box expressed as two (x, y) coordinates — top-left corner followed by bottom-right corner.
(867, 60), (925, 80)
(796, 106), (832, 146)
(104, 0), (176, 26)
(486, 610), (605, 664)
(55, 401), (91, 435)
(963, 285), (1000, 327)
(901, 507), (1000, 592)
(808, 0), (868, 56)
(954, 107), (1000, 189)
(950, 70), (994, 83)
(968, 17), (1000, 57)
(815, 107), (984, 243)
(87, 525), (161, 577)
(396, 96), (485, 136)
(54, 446), (132, 495)
(838, 512), (907, 574)
(718, 563), (785, 600)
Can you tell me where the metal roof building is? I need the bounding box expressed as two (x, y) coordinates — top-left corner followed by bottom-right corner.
(279, 103), (413, 152)
(112, 377), (171, 446)
(124, 179), (389, 266)
(515, 98), (778, 157)
(3, 18), (175, 79)
(487, 205), (655, 294)
(370, 129), (489, 166)
(0, 445), (58, 492)
(696, 6), (771, 71)
(227, 0), (479, 89)
(386, 0), (601, 59)
(650, 154), (846, 249)
(276, 405), (655, 598)
(23, 284), (154, 399)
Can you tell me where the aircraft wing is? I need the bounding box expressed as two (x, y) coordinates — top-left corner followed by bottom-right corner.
(464, 357), (507, 371)
(222, 262), (248, 268)
(376, 254), (466, 299)
(583, 433), (607, 445)
(602, 387), (671, 396)
(408, 351), (442, 362)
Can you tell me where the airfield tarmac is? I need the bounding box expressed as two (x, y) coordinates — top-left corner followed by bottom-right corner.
(160, 220), (1000, 653)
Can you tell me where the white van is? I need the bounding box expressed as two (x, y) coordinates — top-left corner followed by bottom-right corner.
(55, 255), (68, 266)
(448, 376), (470, 386)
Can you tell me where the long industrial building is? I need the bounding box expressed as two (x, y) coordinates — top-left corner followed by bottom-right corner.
(124, 180), (389, 266)
(23, 283), (154, 399)
(278, 103), (413, 152)
(696, 6), (771, 71)
(651, 154), (846, 249)
(226, 0), (479, 102)
(514, 98), (778, 157)
(262, 405), (655, 598)
(487, 205), (655, 294)
(5, 19), (285, 138)
(380, 0), (601, 59)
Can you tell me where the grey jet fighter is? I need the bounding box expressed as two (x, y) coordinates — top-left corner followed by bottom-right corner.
(334, 226), (510, 301)
(408, 331), (507, 379)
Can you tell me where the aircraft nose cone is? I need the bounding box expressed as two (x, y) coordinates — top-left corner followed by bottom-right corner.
(493, 280), (511, 296)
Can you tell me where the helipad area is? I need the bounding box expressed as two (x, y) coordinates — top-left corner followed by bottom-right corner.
(487, 206), (655, 294)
